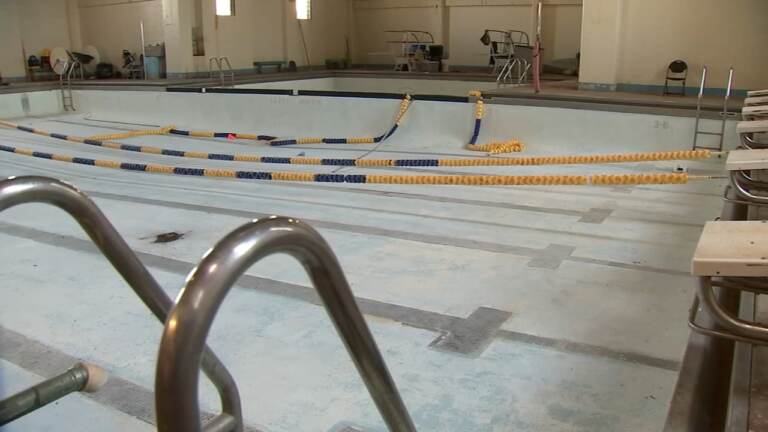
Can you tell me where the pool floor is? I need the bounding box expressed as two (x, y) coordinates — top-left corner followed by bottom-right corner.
(0, 108), (726, 431)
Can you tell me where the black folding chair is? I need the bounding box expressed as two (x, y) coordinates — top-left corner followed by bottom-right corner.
(664, 60), (688, 96)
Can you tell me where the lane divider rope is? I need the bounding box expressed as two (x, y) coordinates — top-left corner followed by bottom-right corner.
(165, 95), (413, 147)
(466, 90), (524, 154)
(86, 126), (176, 141)
(0, 141), (707, 186)
(0, 120), (715, 168)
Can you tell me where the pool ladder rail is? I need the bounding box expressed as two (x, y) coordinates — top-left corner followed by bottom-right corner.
(155, 216), (417, 432)
(209, 56), (235, 87)
(0, 176), (417, 431)
(56, 59), (82, 112)
(692, 66), (737, 152)
(0, 176), (241, 429)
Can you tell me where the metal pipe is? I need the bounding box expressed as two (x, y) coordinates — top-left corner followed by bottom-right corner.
(693, 67), (707, 149)
(719, 67), (734, 149)
(697, 277), (768, 342)
(0, 363), (89, 425)
(155, 216), (416, 432)
(140, 20), (148, 80)
(740, 133), (768, 150)
(0, 176), (242, 430)
(730, 171), (768, 204)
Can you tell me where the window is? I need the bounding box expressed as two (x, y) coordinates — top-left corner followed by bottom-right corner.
(296, 0), (310, 20)
(216, 0), (234, 16)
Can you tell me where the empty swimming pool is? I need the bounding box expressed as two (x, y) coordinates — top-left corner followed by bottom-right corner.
(0, 85), (736, 431)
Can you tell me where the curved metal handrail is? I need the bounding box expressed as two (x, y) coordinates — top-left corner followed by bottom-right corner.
(155, 216), (417, 432)
(0, 176), (242, 430)
(730, 170), (768, 204)
(741, 133), (768, 150)
(697, 277), (768, 342)
(385, 30), (435, 44)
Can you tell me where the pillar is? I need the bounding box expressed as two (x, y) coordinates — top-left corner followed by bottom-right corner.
(578, 0), (624, 91)
(162, 0), (195, 77)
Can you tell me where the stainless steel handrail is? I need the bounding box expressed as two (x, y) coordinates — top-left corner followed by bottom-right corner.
(219, 56), (234, 87)
(693, 67), (735, 151)
(692, 67), (707, 150)
(697, 277), (768, 342)
(719, 67), (734, 143)
(0, 176), (242, 430)
(155, 216), (416, 432)
(731, 171), (768, 204)
(209, 57), (222, 79)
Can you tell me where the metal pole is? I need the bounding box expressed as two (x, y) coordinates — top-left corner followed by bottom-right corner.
(140, 20), (148, 80)
(0, 364), (90, 425)
(719, 67), (734, 150)
(693, 67), (707, 149)
(156, 217), (417, 432)
(532, 1), (542, 93)
(0, 176), (243, 430)
(697, 277), (768, 342)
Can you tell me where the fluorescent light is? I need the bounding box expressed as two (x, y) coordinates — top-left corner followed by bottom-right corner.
(296, 0), (310, 20)
(216, 0), (234, 16)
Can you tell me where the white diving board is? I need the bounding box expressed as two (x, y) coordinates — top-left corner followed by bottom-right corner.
(692, 221), (768, 277)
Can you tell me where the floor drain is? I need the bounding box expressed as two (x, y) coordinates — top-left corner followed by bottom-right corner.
(153, 232), (185, 243)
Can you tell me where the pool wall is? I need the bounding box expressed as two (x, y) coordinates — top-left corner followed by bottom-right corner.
(0, 88), (740, 153)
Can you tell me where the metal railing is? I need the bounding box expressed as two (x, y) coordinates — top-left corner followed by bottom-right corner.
(0, 176), (242, 430)
(155, 216), (416, 432)
(55, 59), (79, 111)
(692, 67), (736, 151)
(209, 56), (235, 87)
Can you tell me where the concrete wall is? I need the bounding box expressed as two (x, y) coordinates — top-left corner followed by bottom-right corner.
(200, 0), (350, 71)
(18, 0), (73, 56)
(580, 0), (768, 93)
(618, 0), (768, 92)
(0, 1), (26, 79)
(352, 0), (582, 67)
(0, 0), (352, 78)
(79, 0), (164, 66)
(0, 0), (77, 79)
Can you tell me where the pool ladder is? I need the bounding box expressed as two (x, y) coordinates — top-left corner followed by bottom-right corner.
(692, 66), (737, 151)
(209, 56), (235, 87)
(56, 59), (82, 111)
(0, 176), (416, 431)
(0, 176), (242, 429)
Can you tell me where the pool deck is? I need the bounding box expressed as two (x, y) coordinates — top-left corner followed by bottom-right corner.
(1, 68), (743, 115)
(0, 87), (730, 431)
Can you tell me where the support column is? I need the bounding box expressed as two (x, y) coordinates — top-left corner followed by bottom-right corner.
(162, 0), (195, 77)
(578, 0), (623, 91)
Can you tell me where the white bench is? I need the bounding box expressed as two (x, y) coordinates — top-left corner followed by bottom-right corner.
(748, 90), (768, 98)
(743, 105), (768, 120)
(691, 221), (768, 343)
(745, 96), (768, 106)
